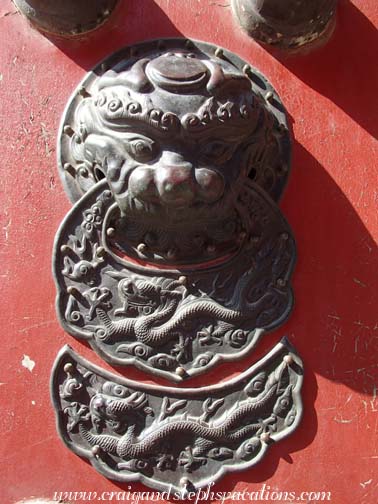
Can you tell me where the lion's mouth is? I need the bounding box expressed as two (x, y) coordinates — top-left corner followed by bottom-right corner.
(118, 189), (234, 227)
(104, 193), (247, 267)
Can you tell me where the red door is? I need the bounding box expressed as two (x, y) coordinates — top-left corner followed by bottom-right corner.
(1, 0), (377, 503)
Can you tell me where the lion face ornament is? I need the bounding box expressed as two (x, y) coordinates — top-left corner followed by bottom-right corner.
(54, 39), (295, 380)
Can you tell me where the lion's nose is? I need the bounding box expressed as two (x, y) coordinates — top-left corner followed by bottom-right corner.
(128, 166), (157, 202)
(195, 168), (225, 203)
(155, 152), (195, 207)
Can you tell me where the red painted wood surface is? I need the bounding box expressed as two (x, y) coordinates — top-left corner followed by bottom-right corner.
(0, 0), (377, 502)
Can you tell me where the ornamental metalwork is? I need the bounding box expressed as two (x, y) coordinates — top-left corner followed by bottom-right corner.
(51, 38), (303, 488)
(51, 340), (303, 493)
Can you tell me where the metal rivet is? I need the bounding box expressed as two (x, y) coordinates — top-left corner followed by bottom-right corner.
(281, 232), (289, 241)
(260, 432), (271, 443)
(277, 278), (286, 287)
(283, 354), (294, 366)
(180, 477), (190, 487)
(178, 276), (187, 285)
(60, 244), (70, 253)
(63, 125), (74, 136)
(96, 246), (106, 258)
(176, 367), (186, 378)
(215, 47), (224, 58)
(243, 64), (251, 74)
(265, 91), (274, 102)
(64, 362), (75, 374)
(67, 286), (78, 296)
(137, 243), (147, 254)
(92, 445), (101, 456)
(185, 40), (194, 49)
(79, 86), (91, 98)
(106, 227), (115, 237)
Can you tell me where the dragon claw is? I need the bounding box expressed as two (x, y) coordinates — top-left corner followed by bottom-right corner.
(179, 446), (207, 472)
(256, 415), (277, 436)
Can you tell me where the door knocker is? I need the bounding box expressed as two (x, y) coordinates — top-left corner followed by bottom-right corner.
(51, 38), (302, 489)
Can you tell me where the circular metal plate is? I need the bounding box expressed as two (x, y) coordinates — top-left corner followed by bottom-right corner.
(57, 38), (291, 204)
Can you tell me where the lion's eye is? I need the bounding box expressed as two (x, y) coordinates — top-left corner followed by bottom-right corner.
(128, 138), (157, 163)
(200, 141), (236, 165)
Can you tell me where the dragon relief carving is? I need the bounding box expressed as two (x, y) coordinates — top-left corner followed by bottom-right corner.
(52, 342), (303, 492)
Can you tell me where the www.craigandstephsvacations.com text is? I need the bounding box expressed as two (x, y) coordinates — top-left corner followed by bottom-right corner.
(53, 483), (332, 503)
